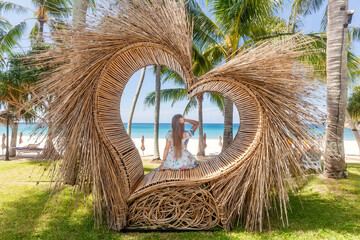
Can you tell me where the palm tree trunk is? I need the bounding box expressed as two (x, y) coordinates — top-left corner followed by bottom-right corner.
(9, 112), (20, 157)
(197, 94), (205, 156)
(324, 0), (348, 179)
(346, 110), (360, 152)
(222, 97), (233, 151)
(42, 96), (57, 158)
(153, 65), (161, 160)
(38, 20), (44, 43)
(73, 0), (89, 29)
(127, 67), (146, 137)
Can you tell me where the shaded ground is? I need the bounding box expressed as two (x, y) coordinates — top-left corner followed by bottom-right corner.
(0, 158), (359, 239)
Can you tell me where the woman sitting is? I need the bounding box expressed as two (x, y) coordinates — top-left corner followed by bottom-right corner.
(159, 114), (199, 171)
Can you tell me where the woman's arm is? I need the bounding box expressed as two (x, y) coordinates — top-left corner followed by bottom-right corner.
(184, 118), (199, 132)
(159, 140), (171, 170)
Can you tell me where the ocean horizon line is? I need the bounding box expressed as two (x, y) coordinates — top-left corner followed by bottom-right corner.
(0, 122), (356, 141)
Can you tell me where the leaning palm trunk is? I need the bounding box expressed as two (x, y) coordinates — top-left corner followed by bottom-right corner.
(222, 97), (233, 151)
(197, 94), (205, 156)
(346, 110), (360, 151)
(153, 65), (161, 160)
(324, 0), (348, 178)
(127, 67), (146, 137)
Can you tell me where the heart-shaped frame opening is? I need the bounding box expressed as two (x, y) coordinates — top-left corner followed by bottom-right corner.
(94, 44), (263, 198)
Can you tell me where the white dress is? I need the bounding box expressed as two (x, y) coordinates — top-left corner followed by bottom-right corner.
(161, 129), (199, 170)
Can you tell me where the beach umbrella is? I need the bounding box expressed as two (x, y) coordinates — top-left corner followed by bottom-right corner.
(140, 135), (145, 155)
(218, 134), (223, 148)
(19, 132), (23, 145)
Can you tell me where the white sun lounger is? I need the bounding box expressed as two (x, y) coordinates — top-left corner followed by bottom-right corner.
(12, 144), (43, 158)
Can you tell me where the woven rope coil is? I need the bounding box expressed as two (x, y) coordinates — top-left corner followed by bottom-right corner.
(127, 186), (220, 230)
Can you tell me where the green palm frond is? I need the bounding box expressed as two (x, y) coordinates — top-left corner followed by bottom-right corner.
(186, 0), (225, 52)
(299, 33), (327, 82)
(320, 5), (328, 31)
(0, 1), (31, 14)
(183, 97), (198, 116)
(350, 27), (360, 42)
(203, 42), (225, 66)
(144, 88), (188, 107)
(347, 52), (360, 85)
(21, 108), (37, 123)
(0, 53), (44, 114)
(31, 0), (72, 18)
(193, 45), (213, 77)
(0, 20), (27, 67)
(208, 0), (280, 38)
(161, 67), (186, 86)
(348, 89), (360, 122)
(0, 16), (12, 30)
(207, 92), (225, 114)
(289, 0), (325, 32)
(292, 0), (324, 16)
(30, 23), (39, 44)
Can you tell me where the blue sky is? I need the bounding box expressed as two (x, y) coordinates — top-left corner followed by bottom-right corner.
(2, 0), (360, 123)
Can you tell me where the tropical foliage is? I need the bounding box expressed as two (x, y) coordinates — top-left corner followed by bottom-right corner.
(348, 86), (360, 123)
(0, 4), (27, 67)
(0, 0), (72, 62)
(0, 53), (41, 155)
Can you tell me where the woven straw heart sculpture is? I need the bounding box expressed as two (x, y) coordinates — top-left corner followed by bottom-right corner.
(33, 0), (324, 232)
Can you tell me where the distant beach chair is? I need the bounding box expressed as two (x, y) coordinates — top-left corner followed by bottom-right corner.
(12, 144), (43, 158)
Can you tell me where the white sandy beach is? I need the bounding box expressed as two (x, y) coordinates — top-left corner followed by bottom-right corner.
(5, 135), (359, 158)
(131, 138), (360, 157)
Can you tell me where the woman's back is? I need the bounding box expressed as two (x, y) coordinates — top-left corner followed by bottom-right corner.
(162, 129), (198, 170)
(159, 115), (199, 171)
(166, 129), (195, 151)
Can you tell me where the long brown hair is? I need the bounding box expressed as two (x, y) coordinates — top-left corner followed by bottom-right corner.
(171, 114), (185, 159)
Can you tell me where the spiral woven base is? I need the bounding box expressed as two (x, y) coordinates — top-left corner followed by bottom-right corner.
(127, 186), (220, 230)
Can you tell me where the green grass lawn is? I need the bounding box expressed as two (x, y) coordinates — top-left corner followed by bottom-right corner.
(0, 159), (359, 240)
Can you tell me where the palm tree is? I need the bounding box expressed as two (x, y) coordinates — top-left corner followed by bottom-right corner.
(0, 1), (71, 45)
(291, 0), (359, 178)
(153, 65), (161, 160)
(0, 54), (38, 156)
(324, 0), (349, 178)
(144, 45), (224, 156)
(144, 79), (224, 156)
(73, 0), (89, 28)
(346, 87), (360, 152)
(127, 67), (146, 137)
(189, 0), (282, 150)
(0, 4), (27, 67)
(0, 0), (71, 157)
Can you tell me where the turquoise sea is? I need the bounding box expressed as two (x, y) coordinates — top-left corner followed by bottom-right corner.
(0, 122), (356, 140)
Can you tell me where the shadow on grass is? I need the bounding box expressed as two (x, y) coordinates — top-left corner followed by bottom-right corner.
(0, 185), (236, 240)
(261, 196), (357, 239)
(0, 189), (52, 239)
(262, 173), (360, 236)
